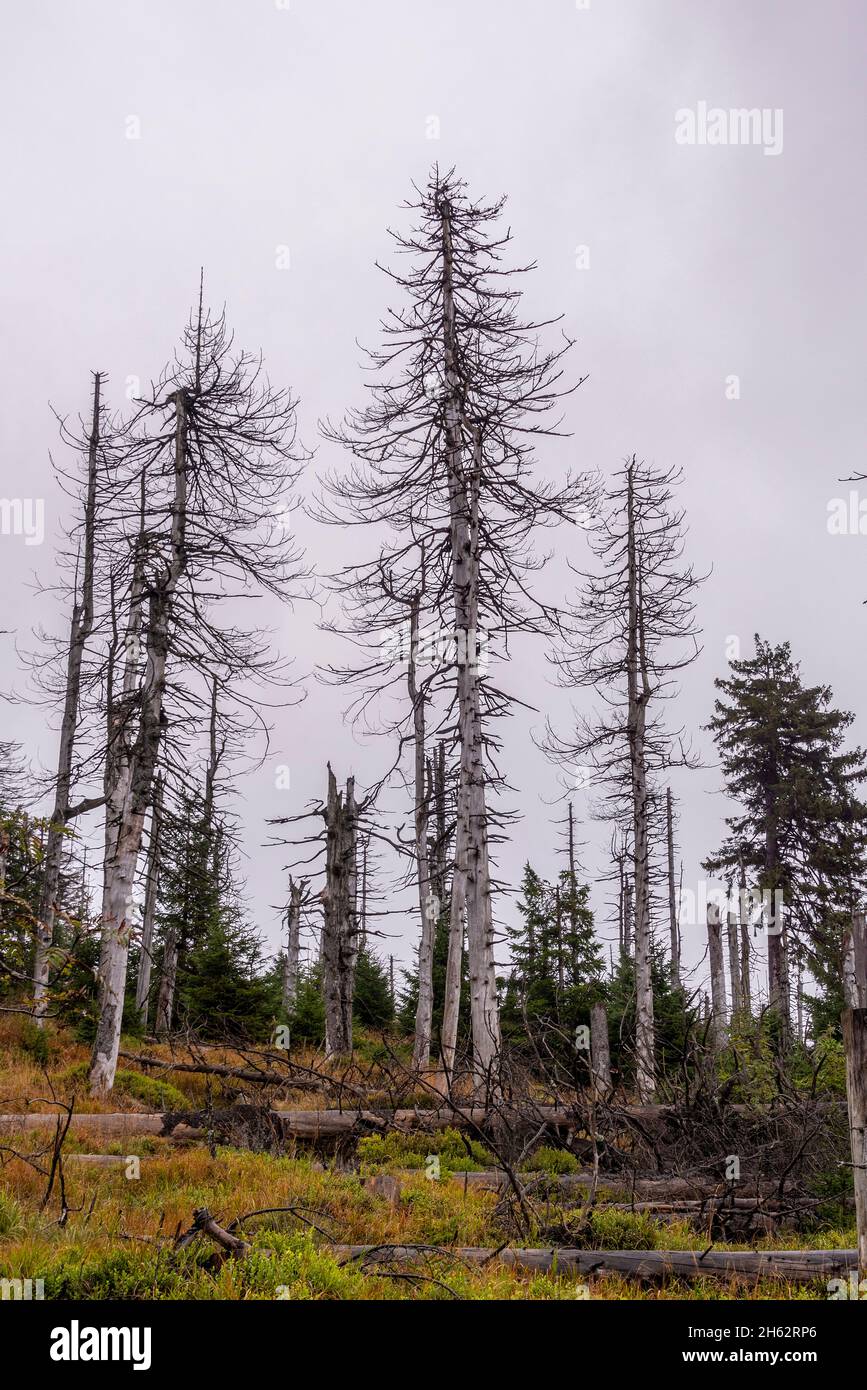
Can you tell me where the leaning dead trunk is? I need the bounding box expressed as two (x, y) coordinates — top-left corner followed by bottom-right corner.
(33, 374), (102, 1022)
(321, 766), (359, 1058)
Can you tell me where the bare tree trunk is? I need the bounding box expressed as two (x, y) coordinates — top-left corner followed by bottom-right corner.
(738, 853), (752, 1014)
(590, 1001), (612, 1094)
(623, 875), (633, 957)
(409, 595), (435, 1071)
(726, 880), (742, 1016)
(842, 1005), (867, 1282)
(764, 816), (788, 1035)
(626, 464), (654, 1100)
(665, 788), (680, 985)
(282, 876), (304, 1016)
(34, 374), (102, 1022)
(321, 766), (358, 1058)
(440, 196), (499, 1085)
(706, 902), (728, 1049)
(567, 802), (579, 940)
(843, 911), (867, 1010)
(359, 836), (368, 950)
(135, 772), (163, 1028)
(91, 387), (189, 1096)
(154, 923), (178, 1036)
(842, 913), (867, 1278)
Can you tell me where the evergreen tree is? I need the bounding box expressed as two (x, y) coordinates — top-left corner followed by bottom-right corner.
(503, 862), (603, 1042)
(353, 946), (394, 1030)
(704, 636), (867, 1034)
(154, 787), (275, 1040)
(287, 965), (326, 1045)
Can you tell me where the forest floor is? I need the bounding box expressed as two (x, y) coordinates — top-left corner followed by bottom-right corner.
(0, 1019), (856, 1301)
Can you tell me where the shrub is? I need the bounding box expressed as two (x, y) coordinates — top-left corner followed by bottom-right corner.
(523, 1146), (579, 1175)
(63, 1063), (189, 1112)
(19, 1021), (53, 1067)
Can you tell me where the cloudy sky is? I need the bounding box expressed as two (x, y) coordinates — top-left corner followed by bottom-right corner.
(1, 0), (865, 997)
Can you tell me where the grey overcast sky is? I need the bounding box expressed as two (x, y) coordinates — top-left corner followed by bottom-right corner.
(1, 0), (865, 994)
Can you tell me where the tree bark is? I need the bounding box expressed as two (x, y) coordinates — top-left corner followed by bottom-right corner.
(843, 911), (867, 1009)
(764, 809), (788, 1033)
(33, 374), (102, 1021)
(282, 876), (304, 1016)
(134, 772), (163, 1028)
(706, 902), (727, 1049)
(590, 1000), (612, 1094)
(321, 766), (359, 1057)
(409, 594), (435, 1070)
(738, 852), (752, 1014)
(842, 1007), (867, 1281)
(726, 882), (742, 1016)
(665, 788), (680, 985)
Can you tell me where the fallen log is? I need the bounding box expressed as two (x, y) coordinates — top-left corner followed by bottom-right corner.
(0, 1098), (847, 1141)
(117, 1051), (327, 1094)
(443, 1171), (789, 1199)
(0, 1113), (173, 1137)
(333, 1244), (857, 1282)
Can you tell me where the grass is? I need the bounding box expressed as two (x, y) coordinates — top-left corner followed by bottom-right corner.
(0, 1017), (856, 1301)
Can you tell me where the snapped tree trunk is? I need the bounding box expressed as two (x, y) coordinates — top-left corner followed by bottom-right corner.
(33, 373), (102, 1022)
(590, 1001), (612, 1094)
(282, 876), (305, 1016)
(321, 766), (359, 1058)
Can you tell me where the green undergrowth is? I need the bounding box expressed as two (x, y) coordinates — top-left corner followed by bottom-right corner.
(62, 1063), (189, 1112)
(358, 1127), (496, 1174)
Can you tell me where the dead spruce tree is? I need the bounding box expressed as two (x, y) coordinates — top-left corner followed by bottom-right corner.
(666, 787), (682, 986)
(315, 551), (445, 1067)
(134, 770), (162, 1026)
(281, 875), (307, 1016)
(319, 167), (594, 1084)
(548, 459), (704, 1101)
(30, 375), (127, 1021)
(321, 765), (360, 1057)
(90, 292), (306, 1094)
